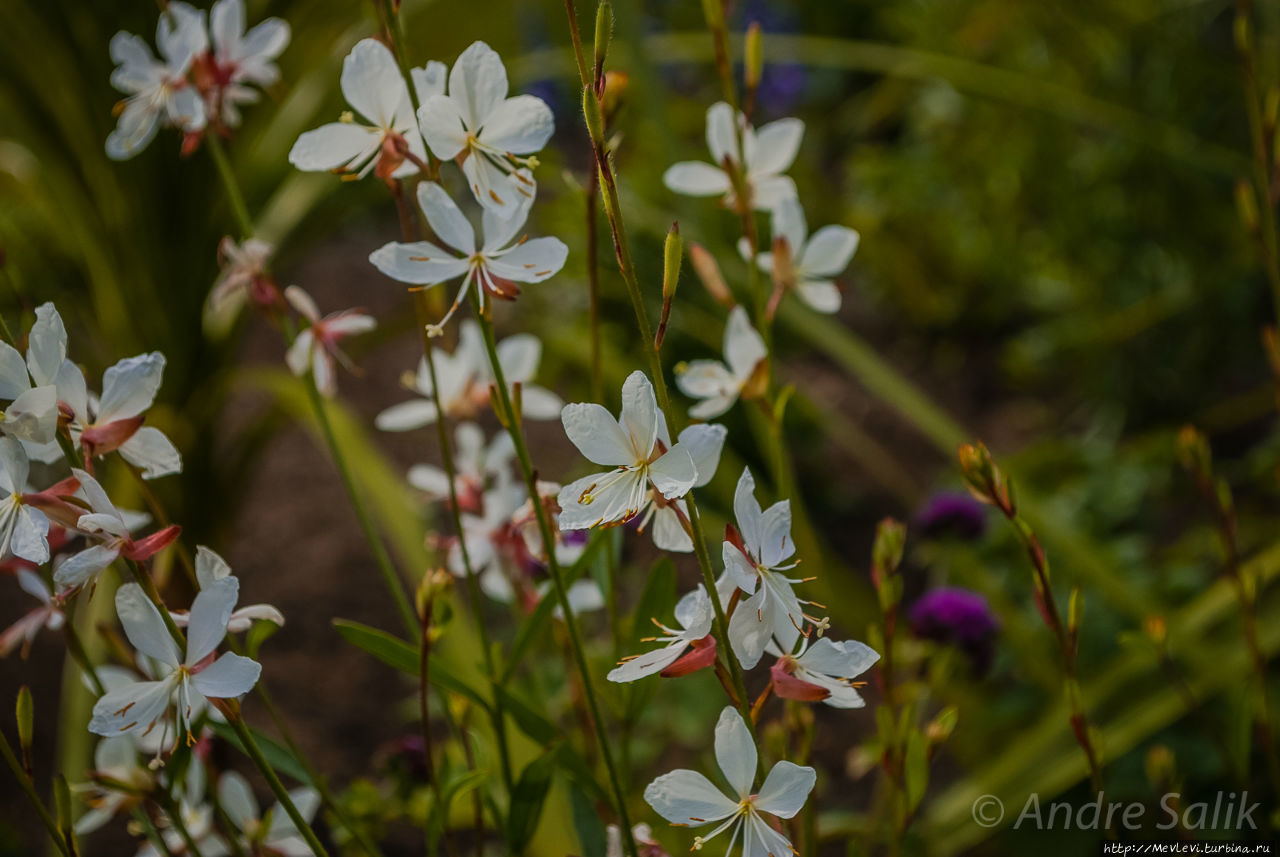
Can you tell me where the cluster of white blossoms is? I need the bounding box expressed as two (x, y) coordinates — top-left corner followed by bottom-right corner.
(105, 0), (289, 159)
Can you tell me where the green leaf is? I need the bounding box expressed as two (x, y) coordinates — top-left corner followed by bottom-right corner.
(493, 686), (559, 746)
(506, 749), (558, 854)
(210, 720), (311, 786)
(245, 618), (281, 660)
(569, 780), (608, 857)
(904, 731), (928, 812)
(629, 557), (677, 649)
(332, 618), (489, 710)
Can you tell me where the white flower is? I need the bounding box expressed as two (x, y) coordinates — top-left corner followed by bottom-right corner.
(171, 547), (284, 633)
(556, 372), (698, 531)
(89, 579), (261, 743)
(0, 302), (81, 447)
(644, 707), (815, 856)
(283, 286), (376, 397)
(416, 41), (553, 217)
(204, 0), (290, 126)
(0, 569), (64, 658)
(73, 736), (153, 834)
(676, 306), (768, 420)
(632, 422), (726, 553)
(62, 352), (183, 480)
(106, 2), (208, 160)
(606, 824), (670, 857)
(369, 182), (568, 334)
(53, 469), (179, 591)
(741, 199), (859, 314)
(375, 320), (562, 431)
(720, 468), (807, 669)
(608, 587), (716, 682)
(289, 38), (442, 181)
(0, 439), (51, 565)
(136, 756), (229, 857)
(218, 770), (319, 856)
(663, 102), (803, 213)
(768, 637), (879, 709)
(207, 236), (275, 328)
(407, 421), (513, 508)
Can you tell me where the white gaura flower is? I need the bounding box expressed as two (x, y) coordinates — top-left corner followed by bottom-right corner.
(676, 306), (767, 420)
(633, 422), (726, 553)
(0, 302), (80, 446)
(408, 421), (513, 510)
(742, 199), (859, 314)
(768, 637), (878, 709)
(0, 439), (51, 565)
(73, 736), (153, 834)
(53, 469), (180, 591)
(0, 569), (65, 658)
(218, 770), (319, 856)
(608, 586), (716, 682)
(376, 320), (562, 431)
(644, 707), (816, 856)
(136, 756), (229, 857)
(202, 0), (290, 127)
(62, 352), (183, 480)
(283, 286), (376, 397)
(369, 182), (568, 334)
(288, 38), (442, 181)
(556, 372), (698, 531)
(89, 579), (261, 743)
(663, 102), (803, 214)
(721, 468), (809, 670)
(208, 236), (275, 327)
(106, 2), (208, 160)
(171, 547), (284, 633)
(416, 41), (553, 217)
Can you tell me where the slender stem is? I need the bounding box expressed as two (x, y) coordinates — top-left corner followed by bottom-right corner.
(157, 790), (207, 857)
(131, 806), (178, 857)
(418, 601), (452, 857)
(225, 713), (331, 857)
(471, 309), (639, 857)
(62, 615), (105, 697)
(0, 729), (72, 857)
(205, 133), (253, 239)
(586, 170), (603, 404)
(1235, 0), (1280, 324)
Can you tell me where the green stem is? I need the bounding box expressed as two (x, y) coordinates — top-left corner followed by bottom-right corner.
(0, 729), (72, 857)
(156, 790), (207, 857)
(225, 713), (331, 857)
(205, 132), (253, 239)
(471, 309), (639, 857)
(132, 806), (179, 857)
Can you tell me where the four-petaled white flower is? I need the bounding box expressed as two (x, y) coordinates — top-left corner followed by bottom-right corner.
(218, 770), (320, 856)
(632, 422), (726, 553)
(369, 182), (568, 334)
(0, 302), (80, 448)
(741, 199), (859, 314)
(283, 286), (376, 397)
(376, 321), (562, 431)
(768, 637), (879, 709)
(172, 546), (284, 633)
(664, 102), (803, 214)
(644, 707), (816, 856)
(0, 439), (51, 565)
(203, 0), (290, 127)
(416, 41), (553, 217)
(721, 468), (807, 669)
(89, 578), (261, 743)
(556, 372), (698, 531)
(676, 306), (768, 420)
(208, 236), (275, 329)
(0, 569), (64, 658)
(408, 421), (513, 509)
(288, 38), (442, 181)
(608, 586), (716, 683)
(106, 2), (208, 160)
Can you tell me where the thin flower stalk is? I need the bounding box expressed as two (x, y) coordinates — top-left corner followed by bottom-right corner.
(0, 728), (72, 857)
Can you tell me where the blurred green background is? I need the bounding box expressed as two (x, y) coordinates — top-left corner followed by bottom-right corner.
(1, 0), (1278, 854)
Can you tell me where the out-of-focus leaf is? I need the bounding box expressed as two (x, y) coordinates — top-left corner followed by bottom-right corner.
(506, 749), (558, 855)
(332, 618), (489, 710)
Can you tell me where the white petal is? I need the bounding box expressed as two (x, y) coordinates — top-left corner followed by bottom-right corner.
(190, 652), (261, 698)
(556, 470), (646, 530)
(796, 280), (842, 314)
(797, 638), (879, 678)
(606, 641), (686, 682)
(618, 372), (659, 461)
(27, 303), (67, 387)
(561, 403), (633, 466)
(517, 386), (563, 420)
(341, 39), (408, 129)
(16, 569), (50, 603)
(485, 238), (567, 283)
(769, 199), (808, 264)
(97, 353), (165, 423)
(648, 445), (696, 499)
(751, 175), (798, 212)
(416, 94), (469, 161)
(662, 162), (730, 197)
(0, 343), (29, 399)
(720, 542), (759, 594)
(705, 102), (738, 166)
(757, 500), (794, 569)
(53, 545), (121, 590)
(368, 240), (469, 285)
(747, 812), (796, 857)
(416, 182), (476, 255)
(376, 398), (439, 431)
(727, 588), (770, 669)
(116, 583), (181, 667)
(715, 706), (757, 798)
(495, 334), (540, 383)
(677, 360), (734, 400)
(195, 546), (233, 589)
(479, 95), (553, 154)
(118, 427), (183, 479)
(724, 306), (767, 381)
(448, 41), (508, 130)
(643, 769), (737, 826)
(407, 464), (450, 496)
(218, 771), (259, 830)
(185, 577), (238, 665)
(481, 180), (535, 249)
(88, 678), (173, 737)
(10, 507), (50, 564)
(677, 424), (727, 488)
(800, 225), (859, 278)
(288, 123), (381, 172)
(3, 386), (57, 444)
(462, 151), (529, 218)
(733, 468), (764, 558)
(649, 506), (693, 553)
(755, 762), (815, 819)
(266, 789), (320, 841)
(412, 61), (448, 102)
(105, 99), (161, 161)
(748, 118), (803, 177)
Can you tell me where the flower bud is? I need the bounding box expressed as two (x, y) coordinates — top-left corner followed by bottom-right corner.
(582, 85), (604, 143)
(744, 22), (763, 99)
(15, 686), (33, 777)
(655, 223), (682, 349)
(54, 773), (74, 847)
(925, 705), (958, 746)
(870, 517), (906, 588)
(601, 70), (629, 122)
(593, 1), (613, 86)
(688, 243), (733, 307)
(957, 441), (1011, 513)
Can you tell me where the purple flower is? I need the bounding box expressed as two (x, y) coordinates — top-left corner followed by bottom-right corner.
(910, 587), (1000, 672)
(916, 491), (987, 540)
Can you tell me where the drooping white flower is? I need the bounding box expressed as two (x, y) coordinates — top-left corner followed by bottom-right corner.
(407, 421), (514, 509)
(53, 469), (179, 591)
(89, 579), (261, 743)
(768, 637), (879, 709)
(375, 320), (562, 431)
(720, 468), (807, 669)
(0, 439), (51, 565)
(644, 707), (815, 856)
(632, 422), (726, 553)
(676, 306), (768, 420)
(741, 198), (859, 314)
(218, 770), (319, 856)
(207, 236), (275, 329)
(369, 182), (568, 334)
(608, 586), (716, 683)
(663, 102), (803, 213)
(62, 352), (183, 480)
(556, 372), (698, 531)
(171, 547), (284, 633)
(416, 41), (553, 217)
(288, 38), (442, 181)
(0, 569), (64, 658)
(606, 823), (671, 857)
(73, 736), (153, 834)
(105, 2), (208, 160)
(283, 286), (376, 397)
(203, 0), (290, 127)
